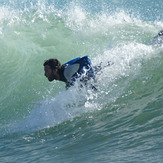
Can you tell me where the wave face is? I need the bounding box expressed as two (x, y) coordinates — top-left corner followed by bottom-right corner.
(0, 0), (163, 162)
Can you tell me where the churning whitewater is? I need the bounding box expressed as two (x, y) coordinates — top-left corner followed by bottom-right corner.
(0, 0), (163, 162)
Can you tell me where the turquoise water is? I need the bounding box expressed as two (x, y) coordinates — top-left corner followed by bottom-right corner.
(0, 0), (163, 162)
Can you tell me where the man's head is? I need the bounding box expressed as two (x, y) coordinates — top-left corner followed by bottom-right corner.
(158, 30), (163, 36)
(43, 59), (61, 81)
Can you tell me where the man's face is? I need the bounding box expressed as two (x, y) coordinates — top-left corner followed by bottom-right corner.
(44, 65), (60, 81)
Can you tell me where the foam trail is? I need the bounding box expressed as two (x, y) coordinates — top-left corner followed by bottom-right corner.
(8, 41), (156, 134)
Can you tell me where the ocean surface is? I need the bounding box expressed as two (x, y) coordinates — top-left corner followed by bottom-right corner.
(0, 0), (163, 162)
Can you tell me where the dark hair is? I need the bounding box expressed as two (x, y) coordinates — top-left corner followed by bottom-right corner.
(158, 30), (163, 36)
(43, 59), (62, 70)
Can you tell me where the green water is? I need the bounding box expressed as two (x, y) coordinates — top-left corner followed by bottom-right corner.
(0, 0), (163, 162)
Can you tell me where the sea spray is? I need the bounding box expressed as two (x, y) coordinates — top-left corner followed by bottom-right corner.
(0, 0), (163, 162)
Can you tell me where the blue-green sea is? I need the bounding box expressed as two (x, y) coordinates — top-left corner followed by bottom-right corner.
(0, 0), (163, 162)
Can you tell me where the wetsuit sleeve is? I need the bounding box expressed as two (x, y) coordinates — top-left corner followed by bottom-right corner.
(64, 64), (80, 82)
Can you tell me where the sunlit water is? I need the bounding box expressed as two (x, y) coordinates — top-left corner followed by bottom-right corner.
(0, 0), (163, 162)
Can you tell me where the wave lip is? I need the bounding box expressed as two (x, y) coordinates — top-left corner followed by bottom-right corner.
(0, 1), (163, 162)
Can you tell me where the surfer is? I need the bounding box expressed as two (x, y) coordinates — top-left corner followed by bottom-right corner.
(43, 56), (97, 90)
(151, 30), (163, 46)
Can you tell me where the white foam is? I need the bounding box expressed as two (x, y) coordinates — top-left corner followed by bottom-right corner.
(12, 41), (155, 133)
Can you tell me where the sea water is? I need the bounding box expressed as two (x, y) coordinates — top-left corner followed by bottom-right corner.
(0, 0), (163, 162)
